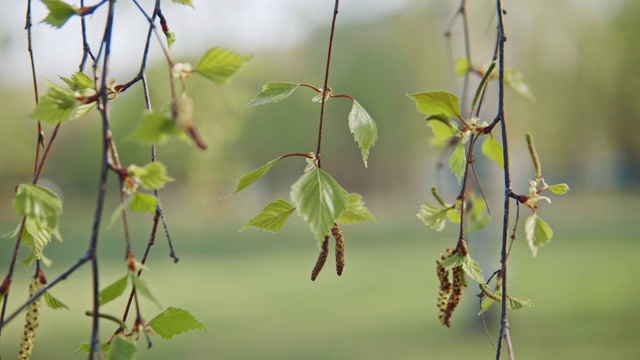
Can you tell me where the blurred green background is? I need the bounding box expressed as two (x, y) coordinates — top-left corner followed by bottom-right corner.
(1, 0), (639, 359)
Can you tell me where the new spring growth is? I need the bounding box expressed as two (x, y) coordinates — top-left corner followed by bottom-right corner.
(526, 132), (542, 179)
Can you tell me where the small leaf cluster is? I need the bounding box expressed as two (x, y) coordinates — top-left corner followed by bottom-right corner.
(417, 187), (489, 233)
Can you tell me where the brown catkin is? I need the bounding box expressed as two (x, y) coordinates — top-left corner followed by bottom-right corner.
(436, 248), (454, 326)
(18, 274), (44, 360)
(311, 233), (331, 281)
(331, 222), (345, 276)
(442, 266), (464, 328)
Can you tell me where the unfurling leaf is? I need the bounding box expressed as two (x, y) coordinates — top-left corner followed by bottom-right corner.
(60, 72), (94, 92)
(13, 184), (62, 230)
(105, 336), (136, 360)
(290, 168), (349, 242)
(247, 82), (300, 107)
(455, 58), (470, 78)
(131, 276), (161, 309)
(449, 141), (466, 185)
(195, 47), (252, 84)
(127, 162), (174, 190)
(482, 135), (504, 168)
(129, 192), (158, 213)
(441, 253), (484, 283)
(73, 343), (110, 355)
(417, 202), (448, 231)
(98, 275), (128, 306)
(30, 82), (77, 124)
(348, 100), (378, 167)
(171, 0), (194, 7)
(148, 307), (208, 339)
(408, 91), (461, 118)
(525, 214), (553, 256)
(232, 157), (284, 194)
(338, 193), (376, 224)
(505, 69), (536, 101)
(547, 183), (570, 195)
(427, 115), (458, 141)
(43, 292), (69, 310)
(128, 111), (190, 145)
(240, 200), (295, 232)
(41, 0), (78, 28)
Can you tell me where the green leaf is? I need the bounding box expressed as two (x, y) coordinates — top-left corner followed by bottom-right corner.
(44, 292), (69, 310)
(290, 168), (349, 242)
(525, 214), (553, 256)
(171, 0), (194, 7)
(348, 100), (378, 167)
(99, 275), (128, 307)
(416, 202), (448, 231)
(426, 115), (458, 140)
(73, 343), (110, 355)
(60, 72), (94, 92)
(131, 276), (161, 309)
(505, 69), (536, 101)
(194, 47), (252, 84)
(13, 185), (62, 228)
(148, 307), (208, 339)
(128, 111), (189, 145)
(482, 135), (504, 168)
(30, 82), (77, 124)
(129, 192), (158, 213)
(455, 58), (470, 78)
(240, 200), (295, 233)
(105, 336), (136, 360)
(446, 207), (461, 223)
(247, 82), (300, 107)
(127, 162), (174, 190)
(165, 31), (177, 49)
(449, 141), (466, 185)
(338, 193), (376, 225)
(41, 0), (78, 28)
(232, 157), (283, 194)
(547, 183), (570, 195)
(507, 296), (534, 310)
(408, 91), (461, 118)
(21, 218), (54, 259)
(440, 253), (465, 269)
(461, 256), (484, 283)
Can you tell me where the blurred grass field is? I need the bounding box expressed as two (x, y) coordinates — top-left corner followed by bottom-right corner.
(0, 192), (638, 359)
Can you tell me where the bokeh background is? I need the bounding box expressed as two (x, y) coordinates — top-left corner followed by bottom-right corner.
(1, 0), (639, 359)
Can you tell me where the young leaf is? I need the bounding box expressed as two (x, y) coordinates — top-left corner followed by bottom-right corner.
(505, 69), (536, 101)
(482, 135), (504, 168)
(44, 292), (69, 310)
(13, 185), (62, 229)
(240, 200), (296, 233)
(41, 0), (78, 28)
(547, 183), (570, 195)
(105, 336), (136, 360)
(446, 208), (461, 223)
(456, 58), (471, 78)
(247, 82), (300, 107)
(408, 91), (461, 118)
(127, 162), (174, 190)
(449, 141), (466, 185)
(30, 82), (77, 124)
(461, 256), (484, 283)
(440, 253), (465, 269)
(21, 217), (54, 259)
(131, 276), (162, 309)
(98, 275), (128, 307)
(338, 193), (376, 224)
(426, 115), (458, 140)
(171, 0), (194, 7)
(417, 202), (448, 231)
(525, 214), (553, 256)
(73, 343), (110, 355)
(290, 168), (349, 242)
(148, 307), (208, 339)
(194, 47), (252, 84)
(60, 72), (94, 92)
(165, 31), (177, 49)
(232, 157), (283, 194)
(127, 111), (190, 145)
(348, 100), (378, 167)
(129, 192), (158, 213)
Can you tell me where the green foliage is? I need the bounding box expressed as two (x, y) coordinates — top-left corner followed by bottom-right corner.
(455, 58), (470, 77)
(43, 292), (69, 310)
(165, 31), (177, 49)
(247, 82), (301, 107)
(547, 183), (570, 195)
(30, 82), (77, 124)
(348, 100), (378, 167)
(148, 307), (208, 339)
(240, 200), (296, 233)
(505, 69), (536, 101)
(441, 253), (484, 283)
(127, 162), (174, 190)
(482, 135), (504, 168)
(232, 157), (284, 194)
(13, 185), (63, 259)
(131, 275), (162, 309)
(129, 192), (158, 213)
(98, 275), (128, 307)
(426, 115), (458, 141)
(41, 0), (78, 28)
(408, 91), (461, 118)
(525, 214), (553, 256)
(105, 336), (137, 360)
(290, 168), (349, 242)
(417, 202), (448, 231)
(74, 343), (110, 355)
(449, 141), (466, 185)
(195, 47), (252, 84)
(127, 111), (190, 145)
(478, 283), (534, 315)
(171, 0), (194, 7)
(60, 72), (94, 92)
(338, 193), (376, 224)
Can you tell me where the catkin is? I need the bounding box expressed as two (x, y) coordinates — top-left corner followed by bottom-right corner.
(442, 266), (464, 328)
(18, 273), (44, 360)
(436, 248), (454, 326)
(311, 233), (331, 281)
(331, 222), (345, 276)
